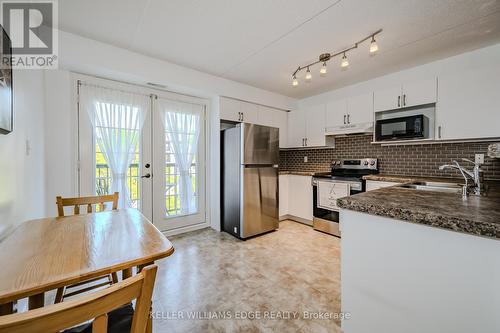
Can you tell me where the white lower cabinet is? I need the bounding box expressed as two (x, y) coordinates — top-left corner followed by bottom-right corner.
(365, 180), (400, 191)
(279, 175), (289, 218)
(287, 175), (313, 222)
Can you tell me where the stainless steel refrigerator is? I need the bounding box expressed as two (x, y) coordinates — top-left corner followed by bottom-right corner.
(222, 123), (279, 239)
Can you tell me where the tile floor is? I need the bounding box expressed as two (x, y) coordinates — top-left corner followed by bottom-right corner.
(152, 220), (343, 333)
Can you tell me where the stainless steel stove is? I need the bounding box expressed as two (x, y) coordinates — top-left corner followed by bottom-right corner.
(312, 158), (378, 237)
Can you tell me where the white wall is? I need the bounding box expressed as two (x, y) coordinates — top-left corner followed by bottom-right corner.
(44, 70), (76, 216)
(0, 70), (46, 238)
(298, 43), (500, 108)
(44, 31), (297, 229)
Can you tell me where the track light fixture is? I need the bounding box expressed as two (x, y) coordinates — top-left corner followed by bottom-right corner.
(370, 36), (379, 54)
(341, 53), (349, 68)
(320, 62), (327, 76)
(305, 67), (312, 81)
(291, 29), (382, 86)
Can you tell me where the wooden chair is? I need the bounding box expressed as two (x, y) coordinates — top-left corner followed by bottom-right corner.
(0, 265), (157, 333)
(54, 192), (120, 303)
(56, 192), (119, 217)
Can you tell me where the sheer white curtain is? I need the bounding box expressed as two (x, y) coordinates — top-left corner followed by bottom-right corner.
(80, 85), (150, 208)
(159, 99), (202, 216)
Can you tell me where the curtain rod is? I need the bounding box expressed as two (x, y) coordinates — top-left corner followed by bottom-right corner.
(77, 80), (155, 99)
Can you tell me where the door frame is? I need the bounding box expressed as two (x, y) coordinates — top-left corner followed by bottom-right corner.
(74, 73), (211, 235)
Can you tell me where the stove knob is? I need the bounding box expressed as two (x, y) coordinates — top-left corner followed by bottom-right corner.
(370, 160), (376, 166)
(363, 161), (369, 166)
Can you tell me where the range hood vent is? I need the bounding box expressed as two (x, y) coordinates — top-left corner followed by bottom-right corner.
(325, 122), (373, 136)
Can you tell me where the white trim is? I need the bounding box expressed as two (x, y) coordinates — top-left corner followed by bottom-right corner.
(161, 222), (209, 237)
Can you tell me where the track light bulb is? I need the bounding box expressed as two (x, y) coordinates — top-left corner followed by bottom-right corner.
(292, 75), (298, 87)
(305, 67), (312, 81)
(370, 36), (379, 54)
(341, 53), (349, 68)
(320, 62), (327, 76)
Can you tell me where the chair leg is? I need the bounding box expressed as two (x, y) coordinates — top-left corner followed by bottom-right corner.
(55, 287), (64, 303)
(146, 303), (153, 333)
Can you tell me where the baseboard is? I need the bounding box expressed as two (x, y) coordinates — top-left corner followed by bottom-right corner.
(161, 222), (210, 237)
(280, 214), (313, 226)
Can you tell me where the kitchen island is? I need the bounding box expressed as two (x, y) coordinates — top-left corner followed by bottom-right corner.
(337, 177), (500, 333)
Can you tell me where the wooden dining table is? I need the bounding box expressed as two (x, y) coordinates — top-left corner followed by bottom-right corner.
(0, 208), (174, 315)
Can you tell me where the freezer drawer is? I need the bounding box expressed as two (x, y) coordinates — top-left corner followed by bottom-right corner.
(242, 166), (279, 238)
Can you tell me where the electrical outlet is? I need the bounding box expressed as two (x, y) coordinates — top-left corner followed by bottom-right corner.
(475, 153), (484, 165)
(304, 156), (308, 163)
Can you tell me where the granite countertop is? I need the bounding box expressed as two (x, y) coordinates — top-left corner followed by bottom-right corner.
(279, 171), (325, 176)
(338, 176), (500, 240)
(363, 174), (464, 184)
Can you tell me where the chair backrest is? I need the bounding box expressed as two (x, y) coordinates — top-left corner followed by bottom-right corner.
(56, 192), (119, 217)
(0, 265), (157, 333)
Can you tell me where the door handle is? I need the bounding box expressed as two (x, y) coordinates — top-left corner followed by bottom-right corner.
(398, 96), (401, 107)
(141, 173), (151, 179)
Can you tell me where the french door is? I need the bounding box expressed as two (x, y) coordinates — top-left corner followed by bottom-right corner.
(78, 78), (207, 232)
(149, 93), (206, 231)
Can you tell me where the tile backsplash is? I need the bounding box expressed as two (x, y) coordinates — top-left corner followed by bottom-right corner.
(279, 135), (500, 180)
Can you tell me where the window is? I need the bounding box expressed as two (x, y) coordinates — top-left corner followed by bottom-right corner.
(164, 124), (198, 217)
(95, 143), (140, 209)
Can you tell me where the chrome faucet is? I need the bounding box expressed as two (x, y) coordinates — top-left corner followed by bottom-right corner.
(439, 158), (482, 198)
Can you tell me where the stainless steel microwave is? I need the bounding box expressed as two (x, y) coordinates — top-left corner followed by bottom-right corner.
(375, 114), (426, 141)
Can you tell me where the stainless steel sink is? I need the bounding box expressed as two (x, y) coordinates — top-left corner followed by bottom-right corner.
(397, 182), (463, 193)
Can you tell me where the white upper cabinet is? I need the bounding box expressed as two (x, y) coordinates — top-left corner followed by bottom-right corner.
(258, 106), (288, 148)
(347, 93), (374, 125)
(325, 93), (373, 135)
(402, 78), (437, 108)
(239, 101), (259, 124)
(220, 97), (242, 122)
(287, 109), (306, 148)
(305, 104), (326, 147)
(374, 78), (437, 112)
(374, 85), (402, 112)
(287, 104), (326, 148)
(437, 67), (500, 140)
(326, 99), (348, 128)
(219, 97), (259, 123)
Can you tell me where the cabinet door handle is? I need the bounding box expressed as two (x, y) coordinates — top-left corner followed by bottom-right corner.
(305, 138), (307, 146)
(237, 112), (241, 121)
(403, 94), (406, 106)
(398, 96), (401, 107)
(438, 125), (442, 139)
(343, 115), (346, 124)
(347, 114), (350, 124)
(241, 112), (244, 122)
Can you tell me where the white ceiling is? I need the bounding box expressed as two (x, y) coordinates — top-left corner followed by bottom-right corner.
(59, 0), (500, 99)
